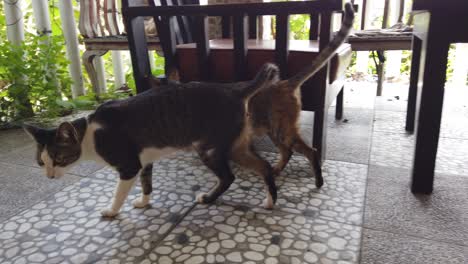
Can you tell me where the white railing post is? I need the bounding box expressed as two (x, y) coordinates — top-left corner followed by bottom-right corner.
(58, 0), (85, 98)
(31, 0), (52, 36)
(4, 0), (24, 45)
(111, 51), (126, 89)
(94, 57), (107, 94)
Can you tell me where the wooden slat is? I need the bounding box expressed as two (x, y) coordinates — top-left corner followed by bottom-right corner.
(222, 16), (231, 38)
(106, 0), (120, 35)
(361, 0), (367, 30)
(123, 0), (152, 93)
(123, 0), (343, 18)
(309, 13), (320, 40)
(160, 16), (178, 74)
(174, 0), (194, 43)
(78, 0), (94, 38)
(194, 15), (210, 81)
(233, 14), (248, 81)
(275, 14), (289, 79)
(97, 0), (106, 36)
(248, 15), (257, 39)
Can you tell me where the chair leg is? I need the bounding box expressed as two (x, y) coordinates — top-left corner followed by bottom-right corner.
(312, 108), (327, 162)
(335, 87), (344, 120)
(411, 38), (449, 194)
(83, 50), (108, 95)
(405, 37), (422, 133)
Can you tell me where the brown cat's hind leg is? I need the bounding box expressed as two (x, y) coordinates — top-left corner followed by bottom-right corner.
(292, 138), (324, 188)
(272, 142), (293, 176)
(232, 145), (277, 209)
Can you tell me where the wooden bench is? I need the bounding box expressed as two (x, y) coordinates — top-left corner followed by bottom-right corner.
(78, 0), (162, 93)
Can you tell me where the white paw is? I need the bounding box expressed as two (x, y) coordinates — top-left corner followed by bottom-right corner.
(195, 193), (207, 204)
(262, 197), (274, 210)
(101, 208), (119, 217)
(132, 195), (150, 208)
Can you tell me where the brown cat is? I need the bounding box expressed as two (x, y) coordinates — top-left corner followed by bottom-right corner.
(167, 3), (355, 189)
(247, 3), (355, 188)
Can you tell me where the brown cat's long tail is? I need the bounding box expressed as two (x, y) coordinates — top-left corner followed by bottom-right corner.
(287, 2), (355, 88)
(238, 63), (280, 100)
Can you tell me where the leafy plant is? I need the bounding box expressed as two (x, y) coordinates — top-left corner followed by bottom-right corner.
(0, 33), (72, 124)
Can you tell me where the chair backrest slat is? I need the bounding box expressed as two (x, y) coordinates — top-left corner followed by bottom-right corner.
(233, 14), (248, 81)
(79, 0), (94, 38)
(158, 16), (178, 74)
(221, 16), (231, 38)
(122, 0), (153, 92)
(194, 16), (211, 81)
(248, 15), (257, 39)
(104, 0), (120, 35)
(309, 13), (320, 40)
(275, 14), (289, 79)
(96, 0), (106, 36)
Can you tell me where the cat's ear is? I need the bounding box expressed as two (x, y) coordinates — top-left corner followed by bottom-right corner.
(23, 124), (50, 145)
(55, 122), (79, 146)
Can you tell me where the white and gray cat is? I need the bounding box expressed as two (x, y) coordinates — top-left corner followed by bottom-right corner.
(24, 63), (280, 217)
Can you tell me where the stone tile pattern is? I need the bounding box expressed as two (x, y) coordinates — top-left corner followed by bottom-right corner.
(0, 152), (366, 264)
(370, 131), (468, 176)
(222, 156), (368, 225)
(144, 203), (361, 264)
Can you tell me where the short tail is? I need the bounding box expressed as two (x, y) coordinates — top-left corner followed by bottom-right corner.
(239, 63), (280, 99)
(287, 2), (355, 88)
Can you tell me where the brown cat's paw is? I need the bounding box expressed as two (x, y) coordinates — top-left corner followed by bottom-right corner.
(262, 196), (274, 210)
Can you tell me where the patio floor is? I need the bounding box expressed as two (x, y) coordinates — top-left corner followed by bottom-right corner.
(0, 81), (467, 264)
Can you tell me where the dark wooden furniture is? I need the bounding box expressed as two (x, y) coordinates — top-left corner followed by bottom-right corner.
(404, 0), (468, 193)
(79, 0), (198, 93)
(122, 0), (352, 160)
(79, 0), (161, 93)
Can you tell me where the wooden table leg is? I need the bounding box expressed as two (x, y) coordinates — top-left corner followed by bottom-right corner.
(335, 87), (344, 120)
(411, 36), (450, 194)
(405, 36), (422, 133)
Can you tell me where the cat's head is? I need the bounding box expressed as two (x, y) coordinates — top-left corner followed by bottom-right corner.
(23, 122), (82, 178)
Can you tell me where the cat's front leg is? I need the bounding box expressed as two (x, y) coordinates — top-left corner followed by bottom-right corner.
(133, 164), (153, 208)
(101, 176), (138, 217)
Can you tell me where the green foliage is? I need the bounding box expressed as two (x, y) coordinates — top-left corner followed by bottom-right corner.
(289, 14), (310, 40)
(0, 34), (73, 124)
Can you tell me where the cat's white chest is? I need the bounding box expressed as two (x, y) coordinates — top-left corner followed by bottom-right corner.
(139, 147), (178, 166)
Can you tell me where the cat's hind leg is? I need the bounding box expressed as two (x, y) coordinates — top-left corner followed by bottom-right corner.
(269, 138), (293, 176)
(195, 147), (235, 204)
(292, 137), (323, 188)
(232, 145), (277, 209)
(133, 164), (153, 208)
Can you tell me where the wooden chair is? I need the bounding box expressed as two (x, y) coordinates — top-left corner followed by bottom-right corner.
(79, 0), (198, 93)
(79, 0), (160, 93)
(122, 0), (353, 160)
